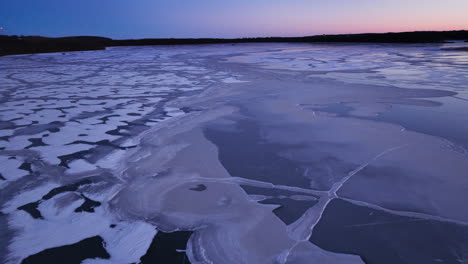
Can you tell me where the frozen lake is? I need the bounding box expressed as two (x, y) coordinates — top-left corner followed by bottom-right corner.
(1, 42), (468, 264)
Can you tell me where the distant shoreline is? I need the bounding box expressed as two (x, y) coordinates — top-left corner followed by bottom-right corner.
(1, 30), (467, 56)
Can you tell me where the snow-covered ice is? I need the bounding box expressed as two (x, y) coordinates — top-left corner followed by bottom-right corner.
(1, 43), (468, 264)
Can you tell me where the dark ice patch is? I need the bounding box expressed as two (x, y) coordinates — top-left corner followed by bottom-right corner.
(204, 119), (312, 189)
(21, 236), (110, 264)
(105, 127), (130, 136)
(240, 184), (319, 199)
(17, 179), (95, 219)
(259, 197), (318, 225)
(31, 106), (74, 115)
(189, 184), (207, 192)
(18, 201), (43, 219)
(74, 195), (101, 213)
(241, 185), (319, 225)
(180, 107), (201, 113)
(72, 109), (111, 121)
(338, 165), (436, 215)
(242, 185), (292, 196)
(311, 199), (468, 264)
(104, 116), (152, 137)
(372, 101), (468, 148)
(0, 121), (29, 130)
(58, 150), (92, 168)
(140, 231), (193, 264)
(13, 123), (64, 136)
(48, 127), (60, 133)
(66, 139), (129, 150)
(18, 162), (33, 174)
(42, 179), (92, 200)
(25, 138), (47, 149)
(98, 114), (120, 124)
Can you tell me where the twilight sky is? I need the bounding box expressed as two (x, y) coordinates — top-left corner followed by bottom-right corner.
(1, 0), (467, 39)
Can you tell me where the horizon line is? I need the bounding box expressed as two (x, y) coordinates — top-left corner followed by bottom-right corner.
(1, 29), (467, 40)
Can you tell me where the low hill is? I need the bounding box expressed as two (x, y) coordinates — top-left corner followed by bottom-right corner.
(0, 36), (111, 56)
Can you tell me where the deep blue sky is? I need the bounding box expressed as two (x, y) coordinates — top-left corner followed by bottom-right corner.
(1, 0), (467, 39)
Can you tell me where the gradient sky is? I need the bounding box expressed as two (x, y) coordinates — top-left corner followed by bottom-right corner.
(1, 0), (467, 39)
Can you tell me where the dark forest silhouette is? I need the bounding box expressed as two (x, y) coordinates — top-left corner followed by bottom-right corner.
(1, 30), (468, 56)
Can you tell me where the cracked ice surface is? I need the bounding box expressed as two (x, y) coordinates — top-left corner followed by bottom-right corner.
(1, 43), (468, 264)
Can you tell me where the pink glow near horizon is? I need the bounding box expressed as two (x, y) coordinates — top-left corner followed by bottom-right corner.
(164, 0), (468, 38)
